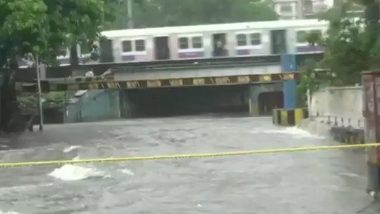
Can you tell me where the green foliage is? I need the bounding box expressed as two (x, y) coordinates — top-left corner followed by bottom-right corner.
(320, 18), (369, 86)
(298, 59), (321, 95)
(18, 92), (70, 112)
(17, 93), (38, 112)
(305, 30), (322, 46)
(0, 0), (107, 67)
(104, 0), (278, 29)
(43, 92), (67, 108)
(299, 0), (379, 94)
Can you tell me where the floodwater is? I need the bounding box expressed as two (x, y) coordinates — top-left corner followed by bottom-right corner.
(0, 116), (379, 214)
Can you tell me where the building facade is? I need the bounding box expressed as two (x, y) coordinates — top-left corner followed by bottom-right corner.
(273, 0), (333, 20)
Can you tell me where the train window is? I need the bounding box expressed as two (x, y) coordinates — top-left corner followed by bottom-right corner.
(122, 40), (132, 52)
(297, 31), (307, 43)
(135, 40), (146, 51)
(250, 33), (261, 45)
(192, 36), (203, 48)
(236, 34), (247, 46)
(179, 37), (189, 49)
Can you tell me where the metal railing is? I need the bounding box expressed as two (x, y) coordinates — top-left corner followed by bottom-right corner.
(309, 114), (364, 129)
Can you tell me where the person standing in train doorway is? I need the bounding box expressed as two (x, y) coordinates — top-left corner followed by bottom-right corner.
(214, 40), (226, 57)
(90, 43), (100, 62)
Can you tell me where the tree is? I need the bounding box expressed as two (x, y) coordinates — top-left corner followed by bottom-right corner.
(0, 0), (108, 131)
(298, 0), (379, 94)
(0, 0), (107, 68)
(104, 0), (278, 29)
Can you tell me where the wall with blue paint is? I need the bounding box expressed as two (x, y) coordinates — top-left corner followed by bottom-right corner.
(281, 54), (297, 109)
(64, 90), (120, 123)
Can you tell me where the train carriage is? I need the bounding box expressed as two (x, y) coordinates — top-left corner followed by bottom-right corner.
(55, 19), (329, 66)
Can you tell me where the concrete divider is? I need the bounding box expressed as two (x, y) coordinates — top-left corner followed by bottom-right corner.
(272, 108), (308, 126)
(304, 86), (365, 144)
(330, 126), (364, 144)
(308, 86), (363, 129)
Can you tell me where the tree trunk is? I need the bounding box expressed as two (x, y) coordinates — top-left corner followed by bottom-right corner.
(0, 57), (27, 133)
(70, 45), (79, 66)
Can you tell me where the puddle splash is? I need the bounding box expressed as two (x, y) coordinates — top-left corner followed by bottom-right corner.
(49, 164), (107, 181)
(0, 210), (20, 214)
(250, 127), (324, 139)
(63, 145), (82, 153)
(119, 168), (135, 176)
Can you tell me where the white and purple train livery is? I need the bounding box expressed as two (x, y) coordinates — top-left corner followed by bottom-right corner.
(100, 19), (328, 63)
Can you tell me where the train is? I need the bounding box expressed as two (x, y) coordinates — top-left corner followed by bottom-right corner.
(19, 19), (328, 67)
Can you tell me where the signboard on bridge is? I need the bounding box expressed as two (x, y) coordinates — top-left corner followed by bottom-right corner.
(19, 72), (299, 92)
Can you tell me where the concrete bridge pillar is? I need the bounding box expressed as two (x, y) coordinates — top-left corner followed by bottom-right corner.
(119, 90), (131, 118)
(248, 85), (260, 116)
(281, 54), (298, 109)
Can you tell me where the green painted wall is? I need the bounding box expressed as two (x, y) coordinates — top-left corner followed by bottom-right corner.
(64, 90), (120, 123)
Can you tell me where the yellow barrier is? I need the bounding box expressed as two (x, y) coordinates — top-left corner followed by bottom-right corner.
(273, 108), (308, 126)
(0, 143), (379, 168)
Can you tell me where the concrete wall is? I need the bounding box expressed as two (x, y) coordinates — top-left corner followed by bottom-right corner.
(308, 86), (363, 129)
(65, 90), (120, 123)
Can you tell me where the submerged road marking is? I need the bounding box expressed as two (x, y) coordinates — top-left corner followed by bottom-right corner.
(0, 143), (379, 168)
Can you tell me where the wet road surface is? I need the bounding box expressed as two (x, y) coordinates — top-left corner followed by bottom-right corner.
(0, 116), (379, 213)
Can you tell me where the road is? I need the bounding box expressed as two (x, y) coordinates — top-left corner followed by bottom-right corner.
(0, 116), (379, 214)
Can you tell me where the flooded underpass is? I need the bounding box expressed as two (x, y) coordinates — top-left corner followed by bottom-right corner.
(0, 116), (379, 213)
(120, 85), (283, 117)
(121, 85), (249, 117)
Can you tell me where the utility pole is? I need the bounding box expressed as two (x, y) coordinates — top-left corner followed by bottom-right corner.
(127, 0), (134, 28)
(36, 55), (44, 131)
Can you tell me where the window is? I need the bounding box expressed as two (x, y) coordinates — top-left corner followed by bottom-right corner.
(192, 36), (203, 48)
(135, 40), (145, 51)
(297, 30), (321, 43)
(179, 37), (189, 49)
(122, 40), (132, 52)
(297, 31), (307, 43)
(236, 34), (247, 46)
(250, 33), (261, 45)
(280, 4), (293, 13)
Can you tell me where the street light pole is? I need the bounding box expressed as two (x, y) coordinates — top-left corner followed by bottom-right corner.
(36, 55), (44, 131)
(127, 0), (134, 28)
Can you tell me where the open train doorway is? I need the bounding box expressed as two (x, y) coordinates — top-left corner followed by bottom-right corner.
(154, 36), (170, 60)
(258, 91), (284, 115)
(212, 33), (228, 57)
(99, 38), (114, 63)
(270, 30), (287, 55)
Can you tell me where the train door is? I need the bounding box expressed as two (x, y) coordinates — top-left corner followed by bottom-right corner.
(212, 33), (228, 57)
(270, 30), (287, 54)
(154, 36), (170, 60)
(99, 38), (114, 63)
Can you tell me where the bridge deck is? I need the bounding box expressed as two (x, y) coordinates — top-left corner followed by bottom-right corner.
(14, 53), (321, 82)
(19, 72), (298, 92)
(15, 54), (318, 92)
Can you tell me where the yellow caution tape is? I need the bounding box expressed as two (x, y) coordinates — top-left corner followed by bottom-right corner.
(1, 143), (379, 168)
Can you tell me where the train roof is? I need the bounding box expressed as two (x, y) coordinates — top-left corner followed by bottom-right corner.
(101, 19), (329, 38)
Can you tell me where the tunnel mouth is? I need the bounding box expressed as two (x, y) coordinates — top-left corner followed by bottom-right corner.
(121, 85), (250, 118)
(258, 91), (284, 116)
